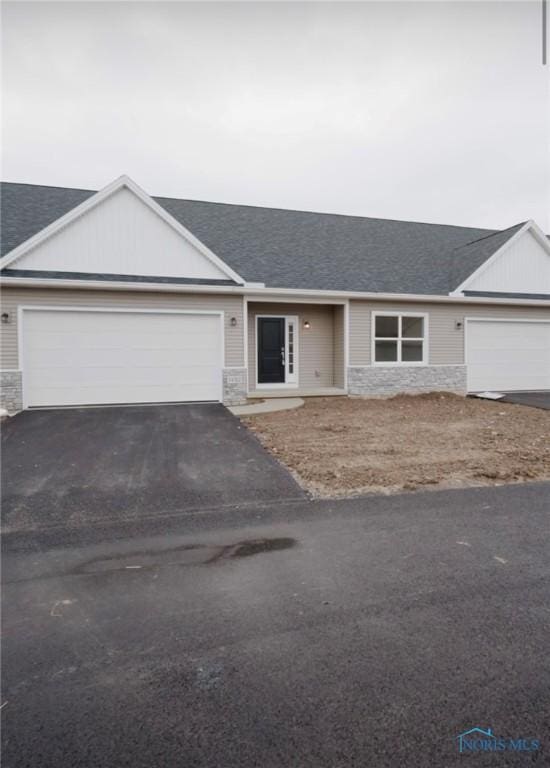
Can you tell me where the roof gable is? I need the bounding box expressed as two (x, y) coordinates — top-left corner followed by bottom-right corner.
(1, 179), (547, 297)
(451, 221), (550, 296)
(0, 176), (244, 283)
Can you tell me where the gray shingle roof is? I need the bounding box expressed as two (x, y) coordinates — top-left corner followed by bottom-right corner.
(0, 181), (527, 295)
(1, 183), (94, 257)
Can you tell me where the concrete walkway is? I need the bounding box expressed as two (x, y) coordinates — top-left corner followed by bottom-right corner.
(229, 397), (304, 416)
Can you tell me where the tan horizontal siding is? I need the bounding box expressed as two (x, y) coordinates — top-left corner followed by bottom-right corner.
(4, 288), (547, 377)
(349, 300), (550, 366)
(247, 302), (335, 388)
(333, 305), (345, 388)
(0, 287), (244, 369)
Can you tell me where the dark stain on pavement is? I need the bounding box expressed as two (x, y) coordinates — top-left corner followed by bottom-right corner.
(73, 537), (297, 575)
(229, 537), (296, 558)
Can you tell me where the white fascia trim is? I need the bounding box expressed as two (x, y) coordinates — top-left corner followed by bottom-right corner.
(464, 316), (550, 323)
(244, 287), (550, 307)
(0, 276), (253, 295)
(1, 276), (549, 306)
(450, 220), (550, 297)
(0, 174), (246, 285)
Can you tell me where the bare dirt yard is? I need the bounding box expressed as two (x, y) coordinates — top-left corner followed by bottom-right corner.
(242, 393), (550, 497)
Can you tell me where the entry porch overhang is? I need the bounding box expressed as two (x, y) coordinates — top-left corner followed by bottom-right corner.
(246, 300), (347, 397)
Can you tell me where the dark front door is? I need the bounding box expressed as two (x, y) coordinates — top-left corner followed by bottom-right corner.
(258, 318), (285, 384)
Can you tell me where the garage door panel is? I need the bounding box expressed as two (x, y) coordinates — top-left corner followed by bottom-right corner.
(468, 340), (548, 360)
(26, 329), (220, 352)
(42, 348), (220, 368)
(469, 347), (549, 364)
(31, 336), (220, 353)
(28, 362), (220, 384)
(467, 319), (550, 392)
(28, 344), (221, 367)
(22, 309), (223, 407)
(470, 340), (548, 354)
(27, 384), (219, 408)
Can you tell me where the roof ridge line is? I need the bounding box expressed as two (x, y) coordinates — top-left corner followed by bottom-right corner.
(0, 180), (97, 194)
(2, 180), (500, 232)
(155, 194), (496, 232)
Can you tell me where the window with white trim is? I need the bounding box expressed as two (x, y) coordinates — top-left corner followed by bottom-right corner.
(373, 313), (427, 364)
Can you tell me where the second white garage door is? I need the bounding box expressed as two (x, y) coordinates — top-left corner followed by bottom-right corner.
(466, 318), (550, 392)
(22, 308), (223, 407)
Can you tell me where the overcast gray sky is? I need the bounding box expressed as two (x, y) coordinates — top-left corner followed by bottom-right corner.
(2, 1), (549, 230)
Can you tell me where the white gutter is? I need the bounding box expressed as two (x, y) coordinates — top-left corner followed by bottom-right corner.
(0, 277), (251, 295)
(1, 276), (549, 307)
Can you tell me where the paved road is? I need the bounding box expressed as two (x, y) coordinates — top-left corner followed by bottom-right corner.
(3, 482), (550, 767)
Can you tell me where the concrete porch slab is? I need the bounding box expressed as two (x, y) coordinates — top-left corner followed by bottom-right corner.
(229, 397), (304, 416)
(247, 387), (346, 399)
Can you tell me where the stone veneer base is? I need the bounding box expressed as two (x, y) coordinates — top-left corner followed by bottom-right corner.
(0, 370), (23, 413)
(1, 365), (467, 411)
(347, 365), (467, 397)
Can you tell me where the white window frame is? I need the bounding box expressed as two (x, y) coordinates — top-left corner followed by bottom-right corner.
(255, 315), (299, 389)
(371, 311), (428, 366)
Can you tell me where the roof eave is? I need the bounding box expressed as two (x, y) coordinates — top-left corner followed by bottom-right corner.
(1, 275), (549, 306)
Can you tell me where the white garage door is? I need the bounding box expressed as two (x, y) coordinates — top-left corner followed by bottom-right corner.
(466, 318), (550, 392)
(22, 309), (223, 407)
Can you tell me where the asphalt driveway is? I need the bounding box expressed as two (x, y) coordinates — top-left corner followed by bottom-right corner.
(501, 391), (550, 410)
(1, 404), (304, 533)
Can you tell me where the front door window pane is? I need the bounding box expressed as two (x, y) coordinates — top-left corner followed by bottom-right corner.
(288, 324), (294, 374)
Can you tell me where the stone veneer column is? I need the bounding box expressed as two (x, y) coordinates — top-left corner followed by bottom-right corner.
(0, 370), (23, 413)
(223, 368), (248, 405)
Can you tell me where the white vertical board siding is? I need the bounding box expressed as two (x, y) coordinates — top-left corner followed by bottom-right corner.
(464, 231), (550, 295)
(1, 288), (244, 369)
(11, 188), (229, 280)
(247, 302), (336, 388)
(466, 319), (550, 392)
(22, 309), (223, 407)
(349, 300), (550, 366)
